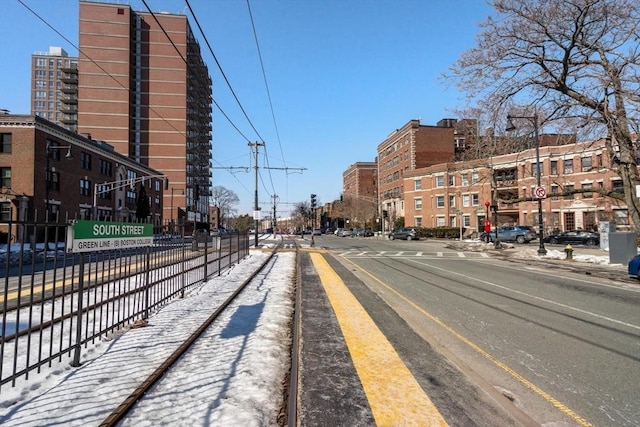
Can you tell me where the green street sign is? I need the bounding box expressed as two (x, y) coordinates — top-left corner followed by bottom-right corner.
(68, 220), (154, 253)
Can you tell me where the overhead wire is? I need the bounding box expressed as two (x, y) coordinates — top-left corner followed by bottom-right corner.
(246, 0), (285, 198)
(184, 0), (267, 144)
(140, 0), (255, 197)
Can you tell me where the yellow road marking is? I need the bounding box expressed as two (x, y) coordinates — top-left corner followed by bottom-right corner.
(340, 255), (594, 427)
(310, 252), (448, 426)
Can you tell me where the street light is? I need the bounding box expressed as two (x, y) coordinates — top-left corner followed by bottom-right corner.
(505, 114), (547, 255)
(170, 187), (184, 232)
(45, 141), (73, 222)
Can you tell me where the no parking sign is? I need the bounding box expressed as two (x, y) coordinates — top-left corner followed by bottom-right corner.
(534, 186), (547, 199)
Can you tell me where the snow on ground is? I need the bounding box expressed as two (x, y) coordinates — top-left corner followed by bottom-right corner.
(0, 246), (295, 427)
(0, 234), (626, 426)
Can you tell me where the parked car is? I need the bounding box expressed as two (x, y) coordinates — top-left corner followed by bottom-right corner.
(628, 254), (640, 278)
(543, 230), (600, 246)
(353, 229), (374, 237)
(337, 228), (352, 237)
(312, 228), (322, 236)
(389, 228), (419, 241)
(481, 225), (537, 244)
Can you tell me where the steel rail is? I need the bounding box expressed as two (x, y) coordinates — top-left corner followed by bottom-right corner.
(99, 240), (285, 427)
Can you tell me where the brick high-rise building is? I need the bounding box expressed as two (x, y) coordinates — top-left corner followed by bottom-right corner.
(31, 47), (79, 132)
(78, 1), (212, 228)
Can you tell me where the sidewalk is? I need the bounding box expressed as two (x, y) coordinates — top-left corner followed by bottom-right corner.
(445, 239), (630, 281)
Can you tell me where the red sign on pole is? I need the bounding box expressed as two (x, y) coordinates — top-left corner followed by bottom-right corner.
(534, 186), (547, 199)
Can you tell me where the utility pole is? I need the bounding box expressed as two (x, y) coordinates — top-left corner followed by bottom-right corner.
(249, 142), (265, 247)
(272, 194), (279, 232)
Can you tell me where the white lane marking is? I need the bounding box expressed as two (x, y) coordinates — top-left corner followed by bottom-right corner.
(406, 257), (640, 331)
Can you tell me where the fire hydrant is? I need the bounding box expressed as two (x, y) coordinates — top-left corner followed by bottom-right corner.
(564, 244), (574, 260)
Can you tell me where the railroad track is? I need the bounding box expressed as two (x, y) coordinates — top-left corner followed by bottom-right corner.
(98, 239), (300, 427)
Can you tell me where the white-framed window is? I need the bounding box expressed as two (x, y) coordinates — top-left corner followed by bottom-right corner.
(461, 173), (469, 186)
(414, 198), (422, 210)
(471, 172), (479, 184)
(462, 194), (470, 207)
(448, 175), (454, 186)
(436, 216), (446, 227)
(450, 216), (456, 227)
(471, 194), (479, 206)
(436, 195), (445, 208)
(614, 209), (629, 225)
(449, 195), (455, 207)
(435, 176), (444, 187)
(415, 217), (422, 227)
(463, 215), (471, 227)
(414, 179), (422, 190)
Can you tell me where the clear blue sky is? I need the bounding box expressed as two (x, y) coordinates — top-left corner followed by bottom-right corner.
(0, 0), (492, 217)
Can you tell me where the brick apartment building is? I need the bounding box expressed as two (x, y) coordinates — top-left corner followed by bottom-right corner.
(31, 47), (78, 133)
(0, 114), (165, 229)
(341, 161), (378, 226)
(77, 1), (212, 227)
(377, 118), (477, 230)
(403, 137), (628, 234)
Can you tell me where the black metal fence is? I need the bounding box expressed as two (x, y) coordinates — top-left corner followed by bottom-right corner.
(0, 218), (250, 391)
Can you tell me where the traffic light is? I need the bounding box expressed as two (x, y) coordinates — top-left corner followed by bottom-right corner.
(310, 194), (317, 209)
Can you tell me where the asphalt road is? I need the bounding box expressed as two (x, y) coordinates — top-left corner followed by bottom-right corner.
(312, 235), (640, 426)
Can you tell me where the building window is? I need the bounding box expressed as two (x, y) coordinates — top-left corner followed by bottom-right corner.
(581, 156), (592, 171)
(99, 159), (112, 176)
(0, 167), (10, 188)
(450, 216), (456, 227)
(463, 215), (471, 227)
(96, 183), (111, 200)
(0, 202), (11, 221)
(414, 198), (422, 210)
(612, 179), (624, 194)
(80, 152), (91, 170)
(80, 179), (91, 196)
(436, 195), (445, 208)
(449, 195), (455, 207)
(461, 173), (469, 186)
(448, 175), (454, 186)
(564, 159), (573, 174)
(436, 216), (445, 227)
(414, 179), (421, 190)
(47, 170), (60, 191)
(614, 209), (629, 225)
(582, 182), (593, 198)
(126, 190), (137, 205)
(471, 172), (479, 184)
(564, 184), (574, 200)
(471, 194), (479, 205)
(550, 160), (558, 175)
(532, 161), (542, 178)
(415, 217), (422, 227)
(551, 185), (559, 200)
(435, 176), (444, 187)
(0, 133), (11, 153)
(462, 194), (470, 207)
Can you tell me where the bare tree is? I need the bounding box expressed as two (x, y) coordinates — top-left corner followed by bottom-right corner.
(292, 201), (312, 232)
(210, 186), (239, 227)
(448, 0), (640, 231)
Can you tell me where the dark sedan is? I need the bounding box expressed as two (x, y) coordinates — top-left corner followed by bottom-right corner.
(543, 230), (600, 246)
(389, 228), (419, 241)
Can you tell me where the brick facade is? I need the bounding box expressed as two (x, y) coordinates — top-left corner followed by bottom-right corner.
(0, 114), (165, 226)
(403, 138), (628, 234)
